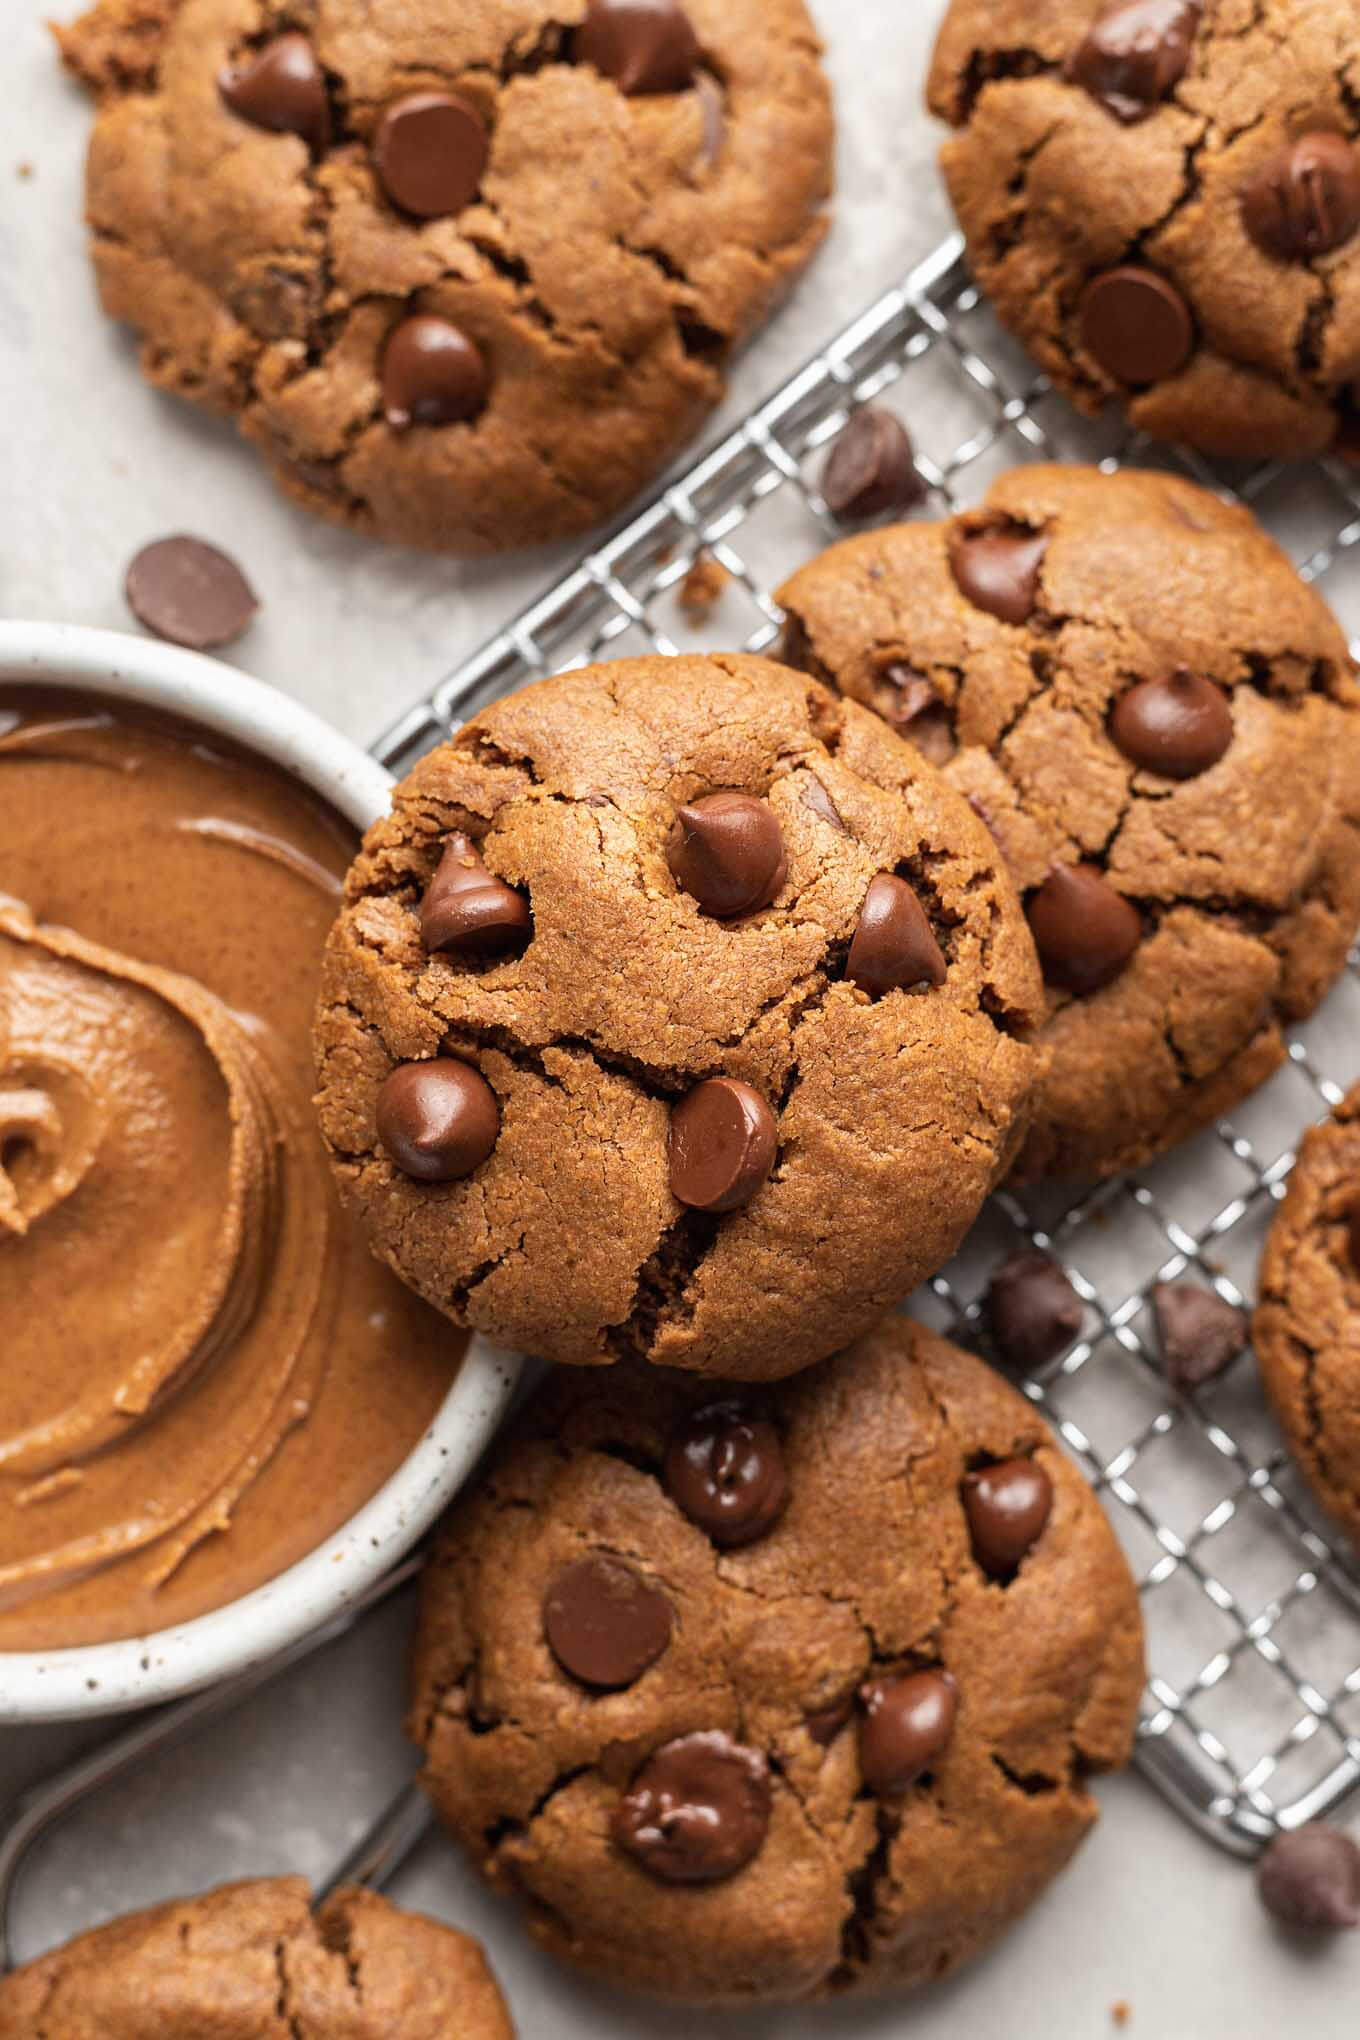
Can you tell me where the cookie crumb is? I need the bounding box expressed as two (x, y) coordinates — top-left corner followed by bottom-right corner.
(1111, 2003), (1131, 2028)
(15, 160), (33, 180)
(678, 553), (730, 616)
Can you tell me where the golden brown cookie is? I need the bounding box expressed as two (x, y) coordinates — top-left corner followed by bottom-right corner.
(313, 654), (1044, 1379)
(928, 0), (1360, 459)
(0, 1879), (513, 2038)
(777, 464), (1360, 1181)
(408, 1315), (1145, 2004)
(56, 0), (832, 554)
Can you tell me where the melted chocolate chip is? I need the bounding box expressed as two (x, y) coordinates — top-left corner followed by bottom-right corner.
(667, 791), (786, 917)
(987, 1251), (1083, 1372)
(846, 874), (947, 995)
(124, 536), (258, 650)
(819, 408), (925, 522)
(374, 91), (489, 219)
(805, 1692), (855, 1746)
(382, 315), (488, 429)
(1066, 0), (1200, 122)
(1109, 670), (1233, 778)
(575, 0), (701, 95)
(376, 1058), (500, 1181)
(664, 1402), (788, 1546)
(218, 34), (330, 153)
(1026, 863), (1142, 995)
(668, 1078), (776, 1213)
(613, 1731), (771, 1882)
(857, 1670), (957, 1796)
(877, 667), (956, 762)
(962, 1459), (1054, 1577)
(420, 833), (531, 958)
(543, 1554), (673, 1688)
(1242, 132), (1360, 262)
(1152, 1281), (1246, 1391)
(948, 525), (1048, 625)
(1258, 1825), (1360, 1931)
(1079, 266), (1195, 386)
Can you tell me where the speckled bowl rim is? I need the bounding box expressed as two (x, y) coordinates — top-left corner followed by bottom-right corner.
(0, 621), (522, 1722)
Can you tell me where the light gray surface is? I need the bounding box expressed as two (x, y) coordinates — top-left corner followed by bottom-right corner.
(3, 0), (1359, 2031)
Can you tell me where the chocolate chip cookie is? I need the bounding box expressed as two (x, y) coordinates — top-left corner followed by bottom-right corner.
(777, 464), (1360, 1181)
(1255, 1080), (1360, 1548)
(313, 654), (1044, 1378)
(0, 1879), (512, 2038)
(408, 1314), (1145, 2003)
(56, 0), (832, 554)
(929, 1), (1360, 458)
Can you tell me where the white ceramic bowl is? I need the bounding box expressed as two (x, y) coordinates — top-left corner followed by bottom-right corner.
(0, 620), (522, 1721)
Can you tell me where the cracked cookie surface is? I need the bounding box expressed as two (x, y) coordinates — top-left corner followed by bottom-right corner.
(56, 0), (831, 554)
(929, 0), (1360, 458)
(408, 1314), (1145, 2004)
(0, 1878), (513, 2038)
(1255, 1080), (1360, 1549)
(777, 464), (1360, 1181)
(312, 654), (1044, 1378)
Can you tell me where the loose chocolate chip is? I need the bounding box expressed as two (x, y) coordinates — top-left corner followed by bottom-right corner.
(218, 34), (330, 153)
(1258, 1825), (1360, 1931)
(575, 0), (700, 95)
(668, 1077), (776, 1213)
(857, 1670), (957, 1796)
(1026, 863), (1142, 995)
(373, 91), (489, 219)
(376, 1058), (500, 1181)
(664, 1401), (788, 1546)
(1152, 1281), (1246, 1391)
(420, 833), (531, 958)
(667, 791), (786, 917)
(543, 1554), (673, 1689)
(987, 1251), (1083, 1372)
(382, 315), (488, 429)
(1242, 132), (1360, 262)
(819, 408), (925, 522)
(962, 1459), (1054, 1577)
(948, 524), (1048, 625)
(1079, 266), (1195, 386)
(846, 874), (947, 995)
(124, 536), (258, 650)
(1066, 0), (1200, 123)
(1109, 670), (1233, 779)
(613, 1731), (771, 1882)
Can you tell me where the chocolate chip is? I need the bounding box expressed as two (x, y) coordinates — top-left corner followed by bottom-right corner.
(987, 1251), (1083, 1371)
(376, 1058), (500, 1181)
(218, 34), (330, 153)
(575, 0), (700, 95)
(1249, 129), (1360, 261)
(1151, 1281), (1246, 1390)
(819, 408), (925, 522)
(962, 1459), (1054, 1577)
(1109, 670), (1233, 779)
(948, 525), (1048, 625)
(876, 667), (956, 763)
(613, 1731), (771, 1882)
(373, 91), (489, 219)
(667, 791), (786, 917)
(664, 1401), (788, 1546)
(124, 536), (258, 650)
(846, 874), (947, 995)
(1079, 266), (1195, 386)
(857, 1670), (957, 1796)
(805, 1692), (855, 1746)
(382, 315), (488, 429)
(420, 833), (531, 958)
(1258, 1825), (1360, 1931)
(668, 1077), (776, 1213)
(1347, 1198), (1360, 1276)
(1026, 863), (1142, 995)
(801, 776), (845, 832)
(543, 1554), (673, 1689)
(1066, 0), (1200, 123)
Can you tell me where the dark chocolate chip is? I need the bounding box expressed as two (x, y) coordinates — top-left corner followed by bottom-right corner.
(373, 91), (489, 219)
(218, 34), (331, 153)
(543, 1554), (673, 1689)
(1241, 132), (1360, 262)
(1066, 0), (1200, 122)
(1079, 266), (1195, 386)
(1151, 1281), (1246, 1391)
(1026, 863), (1142, 995)
(420, 833), (531, 958)
(575, 0), (700, 95)
(1347, 1198), (1360, 1277)
(667, 791), (786, 917)
(948, 525), (1048, 625)
(819, 408), (925, 522)
(962, 1459), (1054, 1577)
(1109, 670), (1233, 778)
(382, 315), (488, 429)
(846, 874), (947, 995)
(988, 1251), (1083, 1372)
(876, 667), (956, 763)
(1258, 1825), (1360, 1931)
(613, 1731), (771, 1882)
(376, 1058), (500, 1181)
(805, 1692), (855, 1747)
(857, 1670), (957, 1796)
(124, 536), (258, 650)
(668, 1077), (776, 1213)
(664, 1401), (788, 1547)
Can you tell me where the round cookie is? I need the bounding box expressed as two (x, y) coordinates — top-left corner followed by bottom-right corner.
(1255, 1080), (1360, 1547)
(0, 1879), (512, 2039)
(928, 1), (1360, 460)
(56, 0), (831, 554)
(408, 1314), (1145, 2003)
(777, 463), (1360, 1181)
(313, 654), (1044, 1378)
